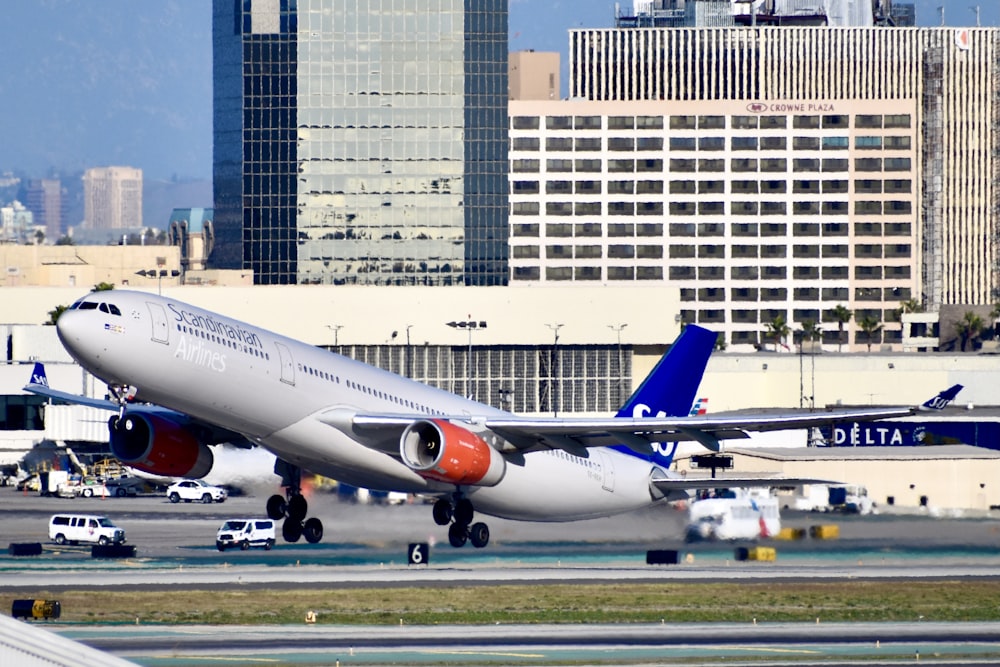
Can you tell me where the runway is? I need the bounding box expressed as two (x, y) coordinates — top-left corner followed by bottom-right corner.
(4, 489), (1000, 665)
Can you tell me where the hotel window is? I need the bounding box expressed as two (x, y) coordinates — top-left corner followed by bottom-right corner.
(698, 222), (724, 236)
(670, 137), (696, 150)
(793, 180), (819, 193)
(794, 158), (820, 172)
(575, 180), (601, 194)
(608, 116), (635, 130)
(793, 137), (820, 150)
(855, 114), (882, 128)
(855, 201), (882, 215)
(855, 179), (881, 194)
(669, 202), (696, 216)
(671, 159), (696, 172)
(637, 267), (663, 280)
(512, 159), (539, 173)
(575, 222), (602, 237)
(698, 202), (724, 215)
(669, 223), (696, 236)
(546, 245), (572, 259)
(512, 180), (539, 194)
(822, 115), (849, 129)
(511, 202), (539, 216)
(669, 245), (696, 258)
(855, 136), (882, 150)
(885, 222), (911, 236)
(823, 266), (849, 279)
(575, 245), (602, 259)
(823, 222), (848, 236)
(574, 202), (601, 215)
(732, 223), (758, 237)
(636, 115), (664, 129)
(822, 180), (848, 193)
(636, 180), (663, 194)
(608, 202), (635, 216)
(760, 224), (787, 238)
(731, 288), (759, 301)
(546, 116), (572, 130)
(732, 244), (758, 258)
(761, 201), (787, 215)
(699, 180), (724, 193)
(512, 223), (539, 236)
(574, 116), (601, 130)
(732, 137), (758, 151)
(547, 223), (573, 237)
(855, 266), (883, 280)
(512, 137), (539, 151)
(821, 158), (848, 171)
(544, 202), (572, 217)
(822, 287), (849, 300)
(636, 137), (663, 151)
(574, 267), (601, 281)
(609, 223), (635, 237)
(512, 246), (539, 259)
(636, 159), (663, 172)
(761, 288), (788, 301)
(699, 159), (725, 172)
(636, 223), (662, 236)
(512, 116), (539, 130)
(699, 116), (725, 129)
(669, 180), (696, 194)
(885, 201), (912, 215)
(822, 201), (848, 215)
(761, 116), (786, 129)
(608, 266), (634, 280)
(760, 136), (786, 150)
(670, 115), (696, 130)
(823, 244), (848, 258)
(823, 136), (849, 150)
(732, 116), (758, 129)
(795, 288), (820, 301)
(793, 266), (820, 280)
(636, 245), (663, 259)
(608, 137), (635, 151)
(608, 159), (634, 173)
(546, 180), (572, 194)
(575, 138), (602, 151)
(608, 180), (633, 194)
(855, 158), (882, 172)
(546, 137), (573, 151)
(733, 201), (759, 215)
(547, 159), (573, 172)
(732, 158), (758, 172)
(546, 267), (572, 280)
(731, 266), (758, 279)
(699, 137), (725, 151)
(884, 179), (912, 193)
(732, 180), (758, 194)
(670, 266), (695, 279)
(793, 115), (820, 129)
(884, 157), (911, 171)
(884, 114), (911, 128)
(637, 202), (663, 215)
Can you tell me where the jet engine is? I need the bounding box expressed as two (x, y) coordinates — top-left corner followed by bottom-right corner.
(108, 413), (214, 478)
(400, 419), (505, 486)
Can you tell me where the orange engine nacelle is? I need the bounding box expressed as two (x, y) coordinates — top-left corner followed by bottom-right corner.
(108, 413), (214, 478)
(400, 419), (505, 486)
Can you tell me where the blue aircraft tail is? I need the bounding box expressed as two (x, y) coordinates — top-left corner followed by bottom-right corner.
(29, 362), (49, 388)
(920, 384), (963, 410)
(612, 324), (718, 467)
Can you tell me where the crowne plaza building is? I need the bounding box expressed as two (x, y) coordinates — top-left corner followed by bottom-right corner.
(509, 27), (1000, 351)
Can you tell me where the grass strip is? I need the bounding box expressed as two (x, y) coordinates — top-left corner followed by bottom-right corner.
(4, 581), (1000, 625)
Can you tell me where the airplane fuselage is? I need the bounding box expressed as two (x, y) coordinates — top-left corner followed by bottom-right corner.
(56, 291), (663, 522)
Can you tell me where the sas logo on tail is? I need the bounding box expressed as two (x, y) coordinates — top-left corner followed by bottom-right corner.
(689, 398), (708, 416)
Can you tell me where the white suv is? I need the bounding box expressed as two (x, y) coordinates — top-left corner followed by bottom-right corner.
(216, 519), (276, 551)
(166, 479), (228, 504)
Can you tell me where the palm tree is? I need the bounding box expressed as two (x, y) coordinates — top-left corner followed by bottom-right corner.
(46, 305), (69, 326)
(857, 314), (883, 352)
(764, 314), (790, 352)
(831, 304), (852, 352)
(955, 311), (985, 351)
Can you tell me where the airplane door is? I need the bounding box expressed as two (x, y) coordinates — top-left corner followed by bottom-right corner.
(146, 302), (169, 344)
(597, 450), (616, 493)
(275, 342), (295, 385)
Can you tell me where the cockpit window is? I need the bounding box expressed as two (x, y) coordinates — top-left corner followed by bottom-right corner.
(79, 302), (98, 310)
(108, 304), (121, 315)
(99, 303), (110, 313)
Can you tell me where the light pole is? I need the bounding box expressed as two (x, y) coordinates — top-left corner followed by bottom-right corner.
(405, 324), (413, 378)
(546, 323), (564, 417)
(326, 324), (343, 347)
(446, 318), (486, 398)
(135, 269), (179, 296)
(608, 323), (627, 406)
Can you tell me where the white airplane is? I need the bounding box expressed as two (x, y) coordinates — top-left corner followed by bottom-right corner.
(684, 488), (780, 542)
(26, 290), (914, 548)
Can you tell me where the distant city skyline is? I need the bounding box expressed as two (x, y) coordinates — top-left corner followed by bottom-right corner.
(0, 0), (995, 185)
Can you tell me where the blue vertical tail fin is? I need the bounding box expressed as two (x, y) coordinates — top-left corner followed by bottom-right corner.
(920, 384), (963, 410)
(29, 362), (49, 388)
(612, 325), (717, 468)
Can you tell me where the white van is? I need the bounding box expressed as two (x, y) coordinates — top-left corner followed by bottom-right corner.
(48, 514), (126, 546)
(216, 519), (276, 551)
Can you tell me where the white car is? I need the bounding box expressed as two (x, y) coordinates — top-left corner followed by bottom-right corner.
(166, 479), (228, 504)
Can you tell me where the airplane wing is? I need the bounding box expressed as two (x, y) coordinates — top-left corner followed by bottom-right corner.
(323, 405), (915, 457)
(23, 363), (254, 449)
(650, 472), (836, 492)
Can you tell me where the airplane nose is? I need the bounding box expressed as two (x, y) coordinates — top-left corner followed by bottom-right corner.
(55, 308), (86, 359)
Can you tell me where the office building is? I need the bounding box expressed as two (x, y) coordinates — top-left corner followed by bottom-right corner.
(81, 167), (143, 230)
(212, 0), (509, 286)
(24, 179), (63, 240)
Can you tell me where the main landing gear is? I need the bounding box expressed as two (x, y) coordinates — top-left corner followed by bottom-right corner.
(267, 463), (323, 544)
(433, 494), (490, 548)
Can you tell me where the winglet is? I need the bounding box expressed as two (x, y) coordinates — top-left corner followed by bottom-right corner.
(29, 362), (48, 388)
(920, 384), (963, 410)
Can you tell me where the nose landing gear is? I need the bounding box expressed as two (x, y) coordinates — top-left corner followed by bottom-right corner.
(434, 495), (489, 548)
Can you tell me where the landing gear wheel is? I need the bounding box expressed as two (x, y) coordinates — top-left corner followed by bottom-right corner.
(432, 499), (453, 526)
(266, 494), (287, 520)
(448, 522), (468, 548)
(288, 494), (308, 522)
(303, 517), (324, 544)
(469, 522), (490, 549)
(282, 519), (303, 543)
(454, 498), (474, 525)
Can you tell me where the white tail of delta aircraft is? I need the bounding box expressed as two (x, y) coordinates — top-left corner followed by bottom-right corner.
(27, 290), (915, 548)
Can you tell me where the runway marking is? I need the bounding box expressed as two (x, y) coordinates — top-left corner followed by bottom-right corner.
(153, 657), (278, 663)
(720, 647), (820, 655)
(424, 650), (546, 658)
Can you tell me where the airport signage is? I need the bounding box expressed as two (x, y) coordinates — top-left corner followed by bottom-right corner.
(820, 421), (1000, 450)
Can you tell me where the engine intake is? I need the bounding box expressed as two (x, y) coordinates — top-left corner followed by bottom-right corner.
(400, 419), (505, 486)
(109, 412), (214, 478)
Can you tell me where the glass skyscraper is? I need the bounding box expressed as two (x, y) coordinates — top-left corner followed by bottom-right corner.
(212, 0), (509, 286)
